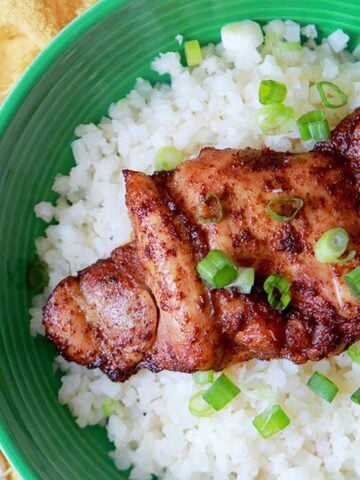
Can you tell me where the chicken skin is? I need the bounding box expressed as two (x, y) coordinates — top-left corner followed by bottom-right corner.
(44, 109), (360, 381)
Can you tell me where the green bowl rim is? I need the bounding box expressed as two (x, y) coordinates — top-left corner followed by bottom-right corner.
(0, 0), (132, 477)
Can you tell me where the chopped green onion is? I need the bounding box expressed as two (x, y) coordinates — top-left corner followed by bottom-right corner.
(154, 146), (184, 171)
(316, 81), (348, 109)
(188, 390), (215, 417)
(196, 193), (223, 224)
(348, 344), (360, 363)
(227, 267), (255, 294)
(202, 374), (240, 411)
(27, 259), (49, 293)
(197, 250), (237, 289)
(314, 227), (354, 263)
(193, 371), (214, 385)
(184, 40), (202, 67)
(266, 197), (303, 222)
(350, 387), (360, 405)
(344, 267), (360, 300)
(102, 399), (124, 417)
(256, 104), (295, 135)
(307, 371), (339, 403)
(297, 110), (331, 141)
(252, 404), (290, 438)
(259, 80), (287, 105)
(335, 251), (356, 264)
(278, 42), (302, 52)
(263, 273), (291, 311)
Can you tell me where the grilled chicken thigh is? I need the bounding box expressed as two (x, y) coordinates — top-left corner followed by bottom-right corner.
(45, 244), (158, 380)
(44, 109), (360, 381)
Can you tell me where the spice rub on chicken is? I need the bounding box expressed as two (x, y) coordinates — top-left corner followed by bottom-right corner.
(43, 109), (360, 382)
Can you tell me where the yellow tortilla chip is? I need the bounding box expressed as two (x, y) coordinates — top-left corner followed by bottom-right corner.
(0, 0), (96, 102)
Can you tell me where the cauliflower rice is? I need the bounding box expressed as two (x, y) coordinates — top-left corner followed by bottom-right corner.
(30, 20), (360, 480)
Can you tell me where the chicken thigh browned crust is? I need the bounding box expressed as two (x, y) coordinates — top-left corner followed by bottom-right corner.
(44, 244), (158, 381)
(44, 109), (360, 381)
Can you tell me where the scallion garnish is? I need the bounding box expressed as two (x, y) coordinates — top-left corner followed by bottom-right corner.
(259, 80), (287, 105)
(314, 227), (355, 264)
(184, 40), (202, 67)
(348, 344), (360, 363)
(193, 371), (214, 385)
(344, 267), (360, 300)
(256, 104), (295, 135)
(189, 390), (215, 417)
(266, 197), (303, 222)
(252, 404), (290, 438)
(27, 258), (49, 293)
(350, 387), (360, 405)
(154, 146), (184, 171)
(197, 250), (237, 289)
(296, 110), (331, 141)
(307, 371), (339, 403)
(316, 81), (348, 109)
(202, 374), (240, 411)
(102, 399), (124, 418)
(227, 267), (255, 294)
(278, 42), (302, 52)
(196, 193), (223, 224)
(263, 274), (291, 311)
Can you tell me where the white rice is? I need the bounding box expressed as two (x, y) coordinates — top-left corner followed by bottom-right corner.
(30, 20), (360, 479)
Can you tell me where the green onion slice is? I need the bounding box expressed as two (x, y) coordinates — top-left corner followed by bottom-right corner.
(102, 399), (124, 418)
(266, 197), (303, 222)
(344, 267), (360, 300)
(27, 259), (49, 293)
(278, 42), (302, 52)
(184, 40), (202, 67)
(189, 390), (215, 417)
(193, 371), (214, 385)
(256, 104), (295, 135)
(307, 371), (339, 403)
(227, 267), (255, 294)
(348, 344), (360, 363)
(351, 387), (360, 405)
(297, 110), (331, 141)
(154, 146), (184, 171)
(314, 227), (354, 264)
(252, 404), (290, 439)
(196, 193), (223, 224)
(335, 251), (356, 264)
(202, 374), (240, 411)
(259, 80), (287, 105)
(197, 250), (238, 289)
(263, 273), (291, 311)
(316, 81), (348, 109)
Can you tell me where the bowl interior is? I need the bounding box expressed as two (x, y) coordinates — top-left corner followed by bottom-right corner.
(0, 0), (359, 478)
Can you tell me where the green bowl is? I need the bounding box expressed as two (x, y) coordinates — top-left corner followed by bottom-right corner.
(0, 0), (359, 478)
